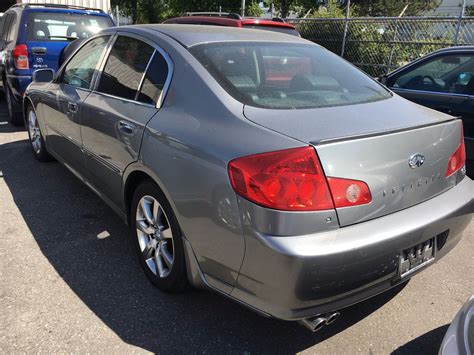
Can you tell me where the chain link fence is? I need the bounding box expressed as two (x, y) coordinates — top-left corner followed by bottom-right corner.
(288, 16), (474, 77)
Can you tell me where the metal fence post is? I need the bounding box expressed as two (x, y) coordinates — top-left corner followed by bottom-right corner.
(340, 0), (351, 57)
(454, 0), (466, 45)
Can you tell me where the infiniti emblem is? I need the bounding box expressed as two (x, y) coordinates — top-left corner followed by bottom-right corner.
(408, 153), (425, 169)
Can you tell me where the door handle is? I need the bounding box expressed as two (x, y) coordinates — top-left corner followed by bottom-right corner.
(31, 47), (47, 55)
(68, 102), (78, 113)
(118, 120), (136, 134)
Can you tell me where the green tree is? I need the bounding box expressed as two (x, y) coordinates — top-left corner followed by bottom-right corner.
(466, 5), (474, 16)
(246, 1), (264, 16)
(351, 0), (441, 17)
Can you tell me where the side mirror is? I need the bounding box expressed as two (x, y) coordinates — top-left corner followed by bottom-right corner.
(378, 75), (388, 85)
(32, 68), (54, 83)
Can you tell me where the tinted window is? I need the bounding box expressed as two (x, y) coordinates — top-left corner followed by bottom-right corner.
(137, 52), (169, 105)
(97, 36), (154, 100)
(61, 36), (109, 89)
(26, 12), (113, 42)
(191, 42), (390, 109)
(391, 55), (474, 95)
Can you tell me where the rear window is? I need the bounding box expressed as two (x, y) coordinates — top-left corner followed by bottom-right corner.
(190, 42), (391, 110)
(242, 25), (300, 37)
(26, 12), (113, 42)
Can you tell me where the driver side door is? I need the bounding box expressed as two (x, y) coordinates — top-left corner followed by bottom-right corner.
(386, 52), (473, 116)
(43, 35), (111, 176)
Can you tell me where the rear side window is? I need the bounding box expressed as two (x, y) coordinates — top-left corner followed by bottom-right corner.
(137, 52), (169, 105)
(98, 36), (154, 100)
(61, 36), (109, 89)
(26, 12), (113, 42)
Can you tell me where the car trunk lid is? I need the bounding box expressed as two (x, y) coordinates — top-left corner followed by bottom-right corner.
(243, 95), (463, 226)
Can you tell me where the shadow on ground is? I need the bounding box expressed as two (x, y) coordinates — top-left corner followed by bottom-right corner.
(1, 126), (415, 353)
(392, 325), (449, 355)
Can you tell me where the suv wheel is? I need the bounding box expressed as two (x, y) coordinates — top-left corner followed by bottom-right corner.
(26, 105), (53, 161)
(5, 83), (23, 126)
(130, 180), (188, 292)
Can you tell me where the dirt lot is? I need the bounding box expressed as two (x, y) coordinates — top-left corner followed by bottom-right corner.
(0, 100), (473, 354)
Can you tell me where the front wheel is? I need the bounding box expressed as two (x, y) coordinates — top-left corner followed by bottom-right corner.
(130, 180), (188, 292)
(26, 106), (53, 162)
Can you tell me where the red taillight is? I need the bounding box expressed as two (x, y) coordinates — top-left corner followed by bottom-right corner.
(326, 177), (372, 208)
(445, 126), (466, 177)
(228, 146), (334, 211)
(12, 44), (29, 70)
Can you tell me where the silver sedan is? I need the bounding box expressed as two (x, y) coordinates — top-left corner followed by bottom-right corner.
(24, 25), (473, 331)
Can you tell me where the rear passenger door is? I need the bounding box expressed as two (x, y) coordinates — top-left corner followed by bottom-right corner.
(81, 33), (171, 208)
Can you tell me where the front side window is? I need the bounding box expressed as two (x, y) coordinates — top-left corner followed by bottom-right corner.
(26, 12), (113, 42)
(391, 54), (474, 95)
(190, 42), (390, 109)
(97, 36), (154, 100)
(61, 36), (109, 89)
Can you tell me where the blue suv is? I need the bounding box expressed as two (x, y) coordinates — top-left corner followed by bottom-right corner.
(0, 3), (114, 125)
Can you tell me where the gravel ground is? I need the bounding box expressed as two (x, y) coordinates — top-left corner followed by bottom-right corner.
(0, 99), (473, 354)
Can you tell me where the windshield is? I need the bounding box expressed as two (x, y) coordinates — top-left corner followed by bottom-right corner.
(190, 42), (391, 109)
(26, 12), (113, 42)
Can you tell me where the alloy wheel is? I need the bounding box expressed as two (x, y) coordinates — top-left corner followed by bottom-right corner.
(28, 109), (42, 154)
(135, 195), (175, 278)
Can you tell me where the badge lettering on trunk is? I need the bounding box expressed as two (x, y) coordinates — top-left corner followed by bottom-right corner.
(408, 153), (425, 169)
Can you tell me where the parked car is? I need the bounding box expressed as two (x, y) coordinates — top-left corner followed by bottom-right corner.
(0, 3), (114, 125)
(380, 47), (474, 178)
(24, 25), (473, 331)
(439, 295), (474, 355)
(163, 12), (300, 36)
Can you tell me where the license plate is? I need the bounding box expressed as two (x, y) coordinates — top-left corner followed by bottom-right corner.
(399, 237), (435, 278)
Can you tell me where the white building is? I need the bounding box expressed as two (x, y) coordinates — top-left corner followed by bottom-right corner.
(16, 0), (111, 13)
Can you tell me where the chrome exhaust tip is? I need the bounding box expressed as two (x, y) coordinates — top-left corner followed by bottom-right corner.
(325, 311), (340, 325)
(298, 317), (327, 332)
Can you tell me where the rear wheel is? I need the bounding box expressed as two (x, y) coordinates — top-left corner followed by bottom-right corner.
(5, 83), (23, 126)
(130, 180), (188, 292)
(26, 106), (53, 162)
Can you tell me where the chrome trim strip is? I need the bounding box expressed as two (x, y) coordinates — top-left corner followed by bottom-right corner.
(393, 87), (473, 98)
(89, 90), (157, 108)
(154, 46), (174, 109)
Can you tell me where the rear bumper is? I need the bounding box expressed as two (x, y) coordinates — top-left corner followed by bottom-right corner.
(232, 177), (474, 320)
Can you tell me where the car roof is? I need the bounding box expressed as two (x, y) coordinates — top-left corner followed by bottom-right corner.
(121, 24), (309, 47)
(164, 16), (296, 29)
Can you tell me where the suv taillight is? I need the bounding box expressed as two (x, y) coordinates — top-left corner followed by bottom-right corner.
(12, 44), (29, 70)
(445, 125), (466, 177)
(228, 146), (372, 211)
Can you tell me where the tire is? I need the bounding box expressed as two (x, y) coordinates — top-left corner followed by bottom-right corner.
(130, 180), (188, 292)
(5, 83), (23, 126)
(26, 105), (53, 162)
